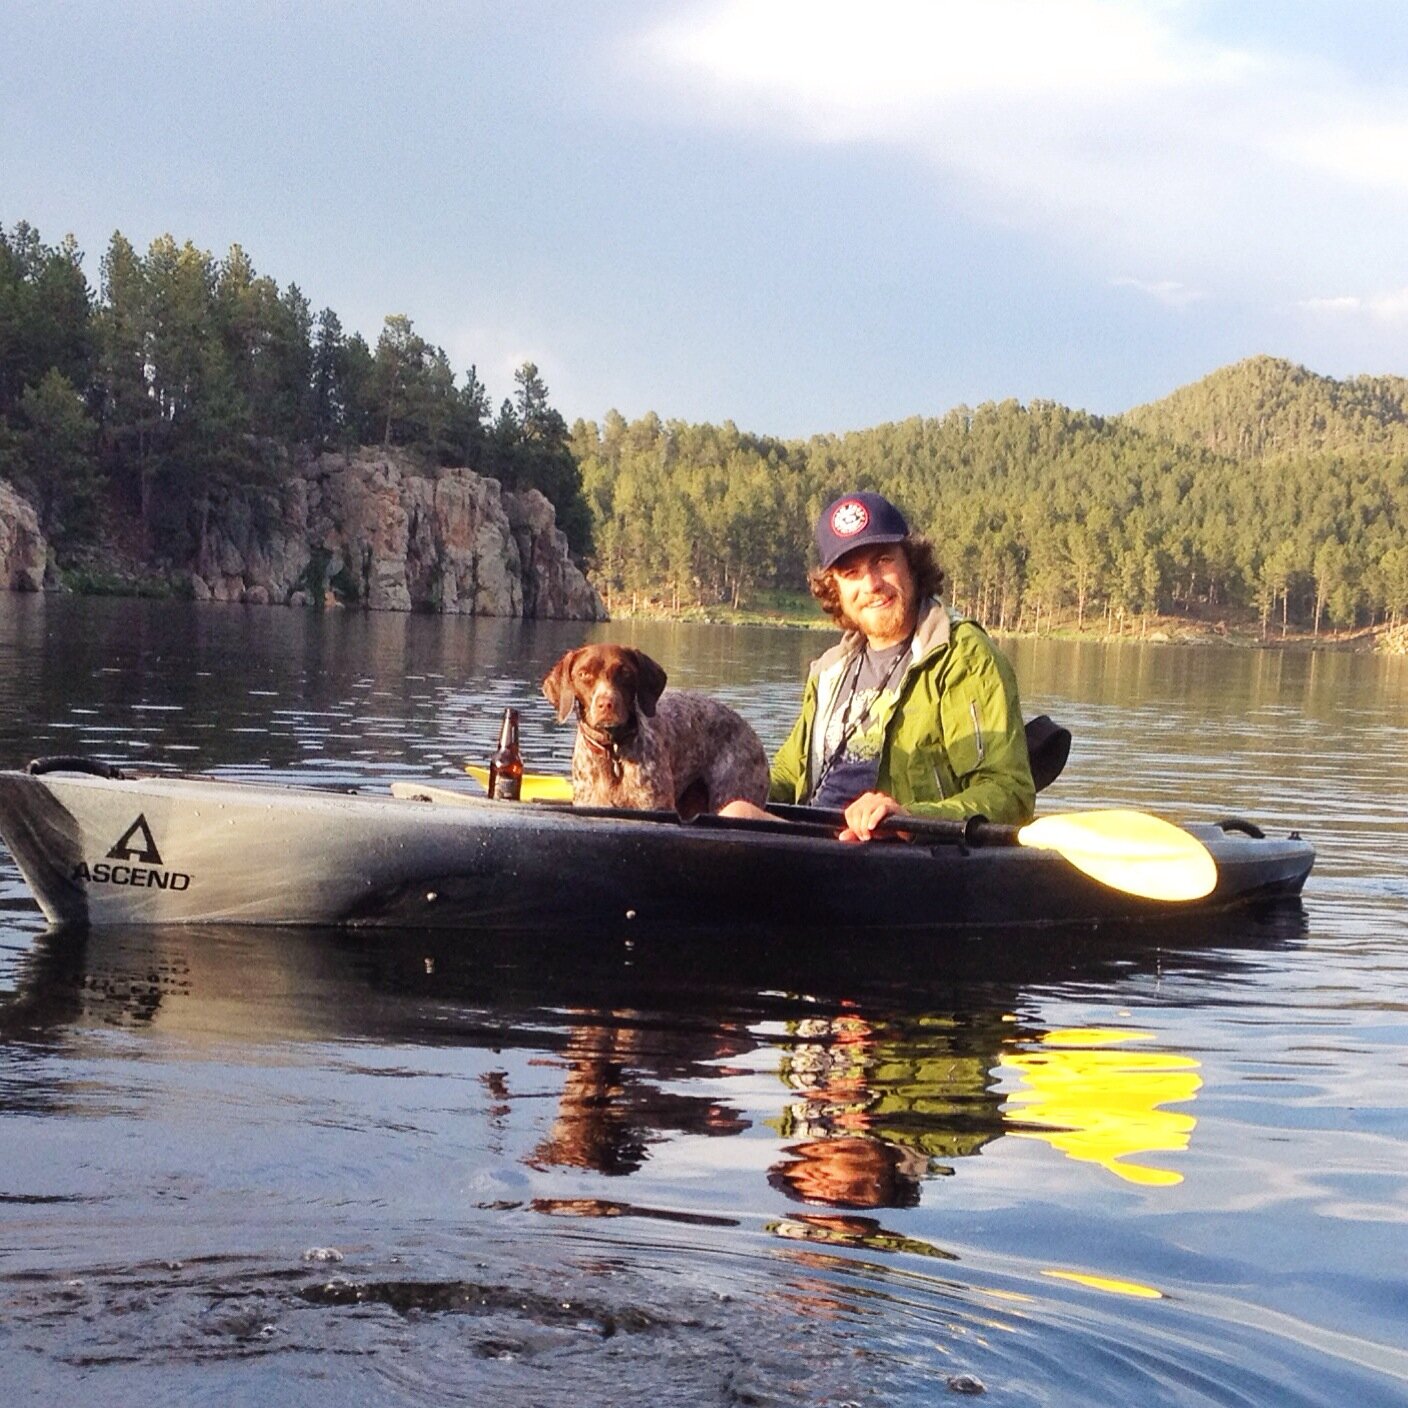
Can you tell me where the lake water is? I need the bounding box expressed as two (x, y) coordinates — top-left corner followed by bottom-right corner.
(1, 595), (1405, 1406)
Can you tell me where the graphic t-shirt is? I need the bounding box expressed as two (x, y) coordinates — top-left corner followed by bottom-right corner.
(810, 639), (911, 808)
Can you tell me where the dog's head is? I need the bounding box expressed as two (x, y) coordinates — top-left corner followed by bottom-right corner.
(542, 645), (669, 732)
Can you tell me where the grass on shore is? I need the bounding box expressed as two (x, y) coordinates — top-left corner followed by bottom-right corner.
(58, 564), (185, 599)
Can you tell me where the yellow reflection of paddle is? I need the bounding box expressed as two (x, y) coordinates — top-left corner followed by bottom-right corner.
(1043, 1268), (1164, 1299)
(465, 764), (573, 802)
(1001, 1027), (1201, 1187)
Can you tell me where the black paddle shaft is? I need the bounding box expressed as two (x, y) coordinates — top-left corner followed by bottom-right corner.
(767, 803), (1021, 848)
(535, 799), (1015, 846)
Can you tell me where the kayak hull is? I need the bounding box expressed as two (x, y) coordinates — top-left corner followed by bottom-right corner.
(0, 768), (1315, 933)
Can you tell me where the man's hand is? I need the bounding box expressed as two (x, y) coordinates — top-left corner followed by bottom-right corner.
(840, 791), (909, 843)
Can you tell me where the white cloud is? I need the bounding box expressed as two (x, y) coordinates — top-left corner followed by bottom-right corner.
(1287, 118), (1408, 192)
(1112, 276), (1207, 309)
(1368, 290), (1408, 321)
(625, 1), (1408, 296)
(638, 0), (1254, 127)
(444, 323), (546, 403)
(442, 318), (662, 427)
(1300, 296), (1364, 314)
(1299, 289), (1408, 323)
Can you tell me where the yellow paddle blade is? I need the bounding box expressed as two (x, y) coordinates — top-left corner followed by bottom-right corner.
(1016, 810), (1218, 902)
(464, 764), (574, 802)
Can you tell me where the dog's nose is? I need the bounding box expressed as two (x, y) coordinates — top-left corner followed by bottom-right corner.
(589, 684), (625, 723)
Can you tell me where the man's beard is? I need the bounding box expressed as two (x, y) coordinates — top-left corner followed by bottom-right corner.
(844, 594), (912, 642)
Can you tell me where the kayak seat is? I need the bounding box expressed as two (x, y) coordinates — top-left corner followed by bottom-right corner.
(1024, 716), (1071, 794)
(26, 755), (127, 779)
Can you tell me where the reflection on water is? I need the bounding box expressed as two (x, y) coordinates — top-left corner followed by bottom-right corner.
(767, 1210), (957, 1261)
(1042, 1267), (1165, 1300)
(768, 1006), (1007, 1208)
(1001, 1028), (1201, 1188)
(1, 595), (1407, 1405)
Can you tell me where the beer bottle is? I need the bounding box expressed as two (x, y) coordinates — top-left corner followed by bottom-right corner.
(487, 707), (523, 801)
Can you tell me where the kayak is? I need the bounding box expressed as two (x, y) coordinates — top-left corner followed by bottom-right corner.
(0, 759), (1314, 932)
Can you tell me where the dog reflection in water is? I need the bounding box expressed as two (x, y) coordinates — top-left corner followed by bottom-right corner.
(527, 1016), (750, 1176)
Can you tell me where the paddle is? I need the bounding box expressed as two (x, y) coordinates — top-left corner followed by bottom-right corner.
(455, 766), (1214, 902)
(465, 763), (573, 802)
(769, 803), (1218, 902)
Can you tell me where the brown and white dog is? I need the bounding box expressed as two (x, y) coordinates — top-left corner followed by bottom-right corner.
(542, 645), (770, 816)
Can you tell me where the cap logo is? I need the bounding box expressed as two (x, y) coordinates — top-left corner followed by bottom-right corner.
(830, 499), (869, 538)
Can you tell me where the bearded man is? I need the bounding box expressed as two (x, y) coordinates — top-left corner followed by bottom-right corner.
(725, 491), (1034, 843)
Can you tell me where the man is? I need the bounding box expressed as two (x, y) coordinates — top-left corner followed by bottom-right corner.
(725, 491), (1034, 842)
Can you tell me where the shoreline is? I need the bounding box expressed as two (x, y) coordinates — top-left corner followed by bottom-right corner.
(605, 599), (1404, 654)
(10, 579), (1405, 654)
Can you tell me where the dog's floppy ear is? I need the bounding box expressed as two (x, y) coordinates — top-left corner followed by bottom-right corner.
(627, 649), (668, 717)
(542, 649), (581, 724)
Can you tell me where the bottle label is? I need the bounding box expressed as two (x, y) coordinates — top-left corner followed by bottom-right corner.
(491, 775), (522, 801)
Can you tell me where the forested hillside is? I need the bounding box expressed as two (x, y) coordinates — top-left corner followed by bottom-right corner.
(1124, 355), (1408, 459)
(5, 218), (1405, 635)
(0, 220), (591, 561)
(575, 364), (1408, 636)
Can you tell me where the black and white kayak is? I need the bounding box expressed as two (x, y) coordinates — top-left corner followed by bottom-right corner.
(0, 759), (1314, 933)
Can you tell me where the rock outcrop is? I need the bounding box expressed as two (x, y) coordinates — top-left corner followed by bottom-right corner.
(189, 450), (605, 618)
(0, 479), (48, 591)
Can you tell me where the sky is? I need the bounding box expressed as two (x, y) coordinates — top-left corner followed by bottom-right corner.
(5, 0), (1408, 437)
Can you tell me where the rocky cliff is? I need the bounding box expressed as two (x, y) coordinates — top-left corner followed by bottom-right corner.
(191, 450), (605, 616)
(0, 479), (48, 591)
(190, 451), (606, 616)
(0, 452), (605, 619)
(258, 451), (601, 616)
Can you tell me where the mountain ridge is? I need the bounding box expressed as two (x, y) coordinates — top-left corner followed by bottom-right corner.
(1121, 354), (1408, 460)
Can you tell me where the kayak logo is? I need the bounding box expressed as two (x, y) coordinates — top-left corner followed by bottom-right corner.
(72, 813), (192, 893)
(107, 814), (163, 866)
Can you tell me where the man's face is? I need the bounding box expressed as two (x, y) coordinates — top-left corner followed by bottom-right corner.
(830, 543), (917, 645)
(772, 1138), (902, 1209)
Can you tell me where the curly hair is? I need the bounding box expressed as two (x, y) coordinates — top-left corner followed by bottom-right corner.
(807, 536), (946, 627)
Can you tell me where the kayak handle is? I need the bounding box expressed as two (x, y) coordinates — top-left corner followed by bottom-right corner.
(26, 755), (127, 779)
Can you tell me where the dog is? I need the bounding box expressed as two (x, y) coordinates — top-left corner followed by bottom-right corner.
(542, 645), (770, 816)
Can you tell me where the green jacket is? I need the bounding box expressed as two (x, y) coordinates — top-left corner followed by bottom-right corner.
(769, 598), (1036, 824)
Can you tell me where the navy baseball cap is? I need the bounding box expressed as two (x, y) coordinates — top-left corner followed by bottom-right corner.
(814, 491), (910, 569)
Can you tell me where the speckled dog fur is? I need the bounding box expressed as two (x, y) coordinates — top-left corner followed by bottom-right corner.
(542, 645), (770, 813)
